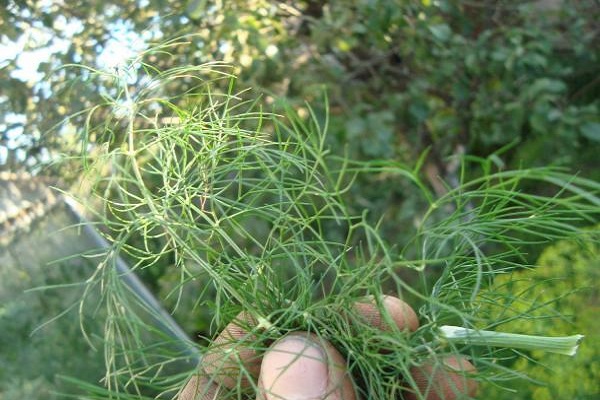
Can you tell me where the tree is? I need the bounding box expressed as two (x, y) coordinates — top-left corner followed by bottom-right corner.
(2, 1), (599, 176)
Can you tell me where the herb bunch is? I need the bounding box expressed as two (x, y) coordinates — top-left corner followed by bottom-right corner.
(66, 44), (599, 399)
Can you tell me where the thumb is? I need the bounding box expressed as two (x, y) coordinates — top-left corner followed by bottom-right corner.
(257, 332), (357, 400)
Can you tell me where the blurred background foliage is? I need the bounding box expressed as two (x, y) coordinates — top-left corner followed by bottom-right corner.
(2, 0), (599, 240)
(0, 205), (107, 399)
(3, 1), (599, 173)
(479, 229), (600, 400)
(1, 0), (599, 398)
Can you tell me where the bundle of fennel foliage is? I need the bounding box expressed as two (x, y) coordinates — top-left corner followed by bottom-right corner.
(62, 48), (598, 399)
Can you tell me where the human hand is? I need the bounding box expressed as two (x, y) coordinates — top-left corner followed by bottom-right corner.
(177, 296), (477, 400)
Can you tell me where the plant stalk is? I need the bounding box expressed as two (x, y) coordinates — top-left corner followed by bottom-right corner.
(440, 325), (584, 356)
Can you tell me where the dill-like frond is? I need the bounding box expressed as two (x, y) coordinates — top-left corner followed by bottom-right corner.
(62, 46), (599, 399)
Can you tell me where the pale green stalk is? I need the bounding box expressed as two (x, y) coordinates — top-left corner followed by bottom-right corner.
(440, 325), (584, 356)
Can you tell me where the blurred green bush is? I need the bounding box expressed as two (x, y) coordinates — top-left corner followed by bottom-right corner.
(0, 210), (106, 399)
(480, 228), (600, 399)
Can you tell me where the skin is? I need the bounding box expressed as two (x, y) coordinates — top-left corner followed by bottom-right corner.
(177, 296), (433, 400)
(404, 356), (478, 400)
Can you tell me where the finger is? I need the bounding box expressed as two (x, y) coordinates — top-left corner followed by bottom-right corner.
(256, 331), (357, 400)
(202, 311), (262, 389)
(177, 374), (221, 400)
(353, 295), (419, 332)
(404, 355), (478, 400)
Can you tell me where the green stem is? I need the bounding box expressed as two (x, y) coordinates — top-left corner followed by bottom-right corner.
(440, 325), (584, 356)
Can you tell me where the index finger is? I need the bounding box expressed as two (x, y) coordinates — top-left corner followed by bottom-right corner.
(353, 295), (419, 332)
(177, 374), (220, 400)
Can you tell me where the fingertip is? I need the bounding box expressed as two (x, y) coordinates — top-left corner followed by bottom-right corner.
(202, 311), (261, 389)
(177, 374), (221, 400)
(404, 355), (478, 400)
(354, 295), (419, 332)
(257, 332), (356, 400)
(382, 295), (420, 332)
(258, 333), (328, 399)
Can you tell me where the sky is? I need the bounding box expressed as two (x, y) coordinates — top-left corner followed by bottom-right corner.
(0, 6), (151, 166)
